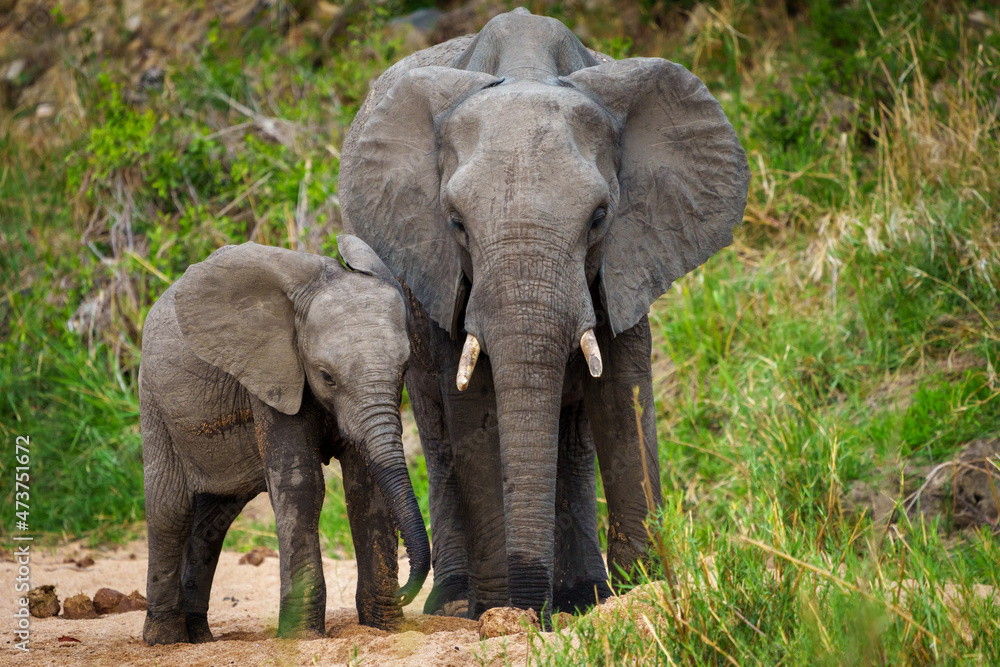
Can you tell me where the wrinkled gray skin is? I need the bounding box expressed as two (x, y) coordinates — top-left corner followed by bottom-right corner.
(139, 236), (429, 644)
(340, 9), (749, 619)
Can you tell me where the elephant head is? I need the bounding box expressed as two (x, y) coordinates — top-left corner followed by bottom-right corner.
(173, 236), (429, 604)
(340, 12), (749, 611)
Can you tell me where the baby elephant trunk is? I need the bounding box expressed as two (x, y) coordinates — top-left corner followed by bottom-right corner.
(357, 408), (430, 605)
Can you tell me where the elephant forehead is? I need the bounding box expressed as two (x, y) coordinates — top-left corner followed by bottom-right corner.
(442, 85), (617, 218)
(449, 145), (608, 216)
(302, 286), (409, 365)
(444, 83), (617, 159)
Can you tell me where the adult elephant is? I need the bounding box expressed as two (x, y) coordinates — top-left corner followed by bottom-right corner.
(339, 9), (749, 618)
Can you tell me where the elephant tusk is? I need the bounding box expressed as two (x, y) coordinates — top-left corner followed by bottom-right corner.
(581, 329), (603, 378)
(456, 334), (481, 391)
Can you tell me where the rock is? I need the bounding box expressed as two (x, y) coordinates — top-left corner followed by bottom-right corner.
(93, 588), (125, 614)
(478, 607), (540, 639)
(968, 10), (993, 29)
(138, 67), (164, 91)
(391, 8), (442, 33)
(27, 585), (60, 618)
(63, 593), (98, 619)
(252, 117), (303, 148)
(35, 102), (55, 117)
(239, 545), (277, 566)
(4, 59), (26, 82)
(75, 555), (95, 568)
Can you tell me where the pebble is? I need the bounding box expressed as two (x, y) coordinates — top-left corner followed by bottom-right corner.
(4, 59), (25, 82)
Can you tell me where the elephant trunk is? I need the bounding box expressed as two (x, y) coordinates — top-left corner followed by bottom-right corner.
(356, 406), (430, 605)
(468, 248), (595, 613)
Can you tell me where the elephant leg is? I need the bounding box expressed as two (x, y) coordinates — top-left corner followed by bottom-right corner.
(142, 401), (195, 645)
(582, 315), (662, 592)
(340, 443), (402, 629)
(404, 291), (470, 615)
(253, 398), (327, 638)
(439, 351), (507, 618)
(181, 493), (254, 642)
(408, 381), (469, 615)
(552, 400), (612, 611)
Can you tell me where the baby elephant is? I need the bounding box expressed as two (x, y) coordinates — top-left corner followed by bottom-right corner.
(139, 236), (428, 645)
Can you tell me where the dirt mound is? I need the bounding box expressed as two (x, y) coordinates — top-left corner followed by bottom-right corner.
(478, 607), (539, 639)
(61, 593), (98, 620)
(27, 584), (60, 618)
(843, 436), (1000, 533)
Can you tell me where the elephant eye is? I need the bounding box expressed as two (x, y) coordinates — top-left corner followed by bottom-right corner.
(320, 370), (337, 387)
(449, 211), (469, 247)
(591, 206), (607, 229)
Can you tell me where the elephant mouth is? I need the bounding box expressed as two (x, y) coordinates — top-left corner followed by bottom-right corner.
(455, 329), (601, 391)
(454, 242), (602, 393)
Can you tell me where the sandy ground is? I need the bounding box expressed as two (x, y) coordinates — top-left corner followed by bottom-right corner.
(1, 487), (558, 667)
(0, 534), (557, 666)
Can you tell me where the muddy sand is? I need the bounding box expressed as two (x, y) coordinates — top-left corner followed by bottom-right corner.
(1, 537), (559, 666)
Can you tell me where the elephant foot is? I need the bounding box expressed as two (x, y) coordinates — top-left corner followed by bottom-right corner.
(143, 611), (189, 645)
(422, 575), (469, 615)
(552, 579), (613, 613)
(276, 613), (326, 640)
(357, 598), (404, 631)
(185, 612), (214, 643)
(278, 595), (326, 639)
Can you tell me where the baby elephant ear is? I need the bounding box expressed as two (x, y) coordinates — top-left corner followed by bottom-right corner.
(562, 58), (750, 335)
(174, 242), (325, 415)
(337, 234), (396, 285)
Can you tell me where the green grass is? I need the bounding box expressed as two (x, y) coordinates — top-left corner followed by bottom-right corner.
(2, 0), (999, 661)
(574, 1), (1000, 662)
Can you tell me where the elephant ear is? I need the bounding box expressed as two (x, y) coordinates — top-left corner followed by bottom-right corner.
(562, 58), (750, 335)
(174, 242), (325, 415)
(337, 234), (395, 284)
(339, 66), (500, 336)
